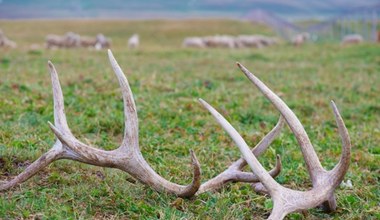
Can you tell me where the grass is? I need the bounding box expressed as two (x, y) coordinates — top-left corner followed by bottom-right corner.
(0, 19), (379, 219)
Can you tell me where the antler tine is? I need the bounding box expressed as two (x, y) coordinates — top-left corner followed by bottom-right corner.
(250, 154), (282, 194)
(198, 99), (280, 195)
(197, 116), (284, 194)
(107, 50), (139, 152)
(236, 62), (324, 182)
(105, 50), (201, 197)
(48, 61), (72, 135)
(180, 149), (202, 197)
(48, 60), (120, 163)
(0, 148), (62, 191)
(328, 101), (351, 187)
(1, 61), (71, 191)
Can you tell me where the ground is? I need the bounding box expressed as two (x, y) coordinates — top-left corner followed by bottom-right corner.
(0, 19), (379, 219)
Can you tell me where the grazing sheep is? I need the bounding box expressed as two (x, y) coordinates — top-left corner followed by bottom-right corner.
(46, 32), (111, 49)
(95, 33), (111, 50)
(46, 32), (80, 49)
(45, 34), (65, 49)
(238, 35), (278, 48)
(341, 34), (363, 45)
(235, 35), (264, 48)
(128, 34), (139, 49)
(182, 34), (277, 49)
(0, 38), (17, 49)
(292, 32), (310, 47)
(182, 37), (206, 48)
(0, 29), (17, 49)
(79, 36), (97, 48)
(64, 32), (81, 48)
(203, 35), (235, 48)
(256, 35), (278, 46)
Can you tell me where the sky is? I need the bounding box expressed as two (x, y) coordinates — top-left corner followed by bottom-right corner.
(0, 0), (379, 20)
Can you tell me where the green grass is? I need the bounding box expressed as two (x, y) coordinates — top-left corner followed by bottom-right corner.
(0, 19), (379, 219)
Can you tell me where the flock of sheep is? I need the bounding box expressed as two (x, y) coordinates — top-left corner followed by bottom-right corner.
(183, 32), (367, 49)
(0, 29), (140, 50)
(45, 32), (111, 49)
(291, 32), (365, 46)
(183, 34), (278, 48)
(0, 27), (370, 50)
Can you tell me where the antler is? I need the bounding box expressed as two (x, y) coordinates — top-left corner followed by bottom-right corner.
(199, 63), (350, 219)
(0, 50), (201, 198)
(197, 115), (284, 195)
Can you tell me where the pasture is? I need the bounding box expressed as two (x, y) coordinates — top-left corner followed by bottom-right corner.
(0, 19), (379, 219)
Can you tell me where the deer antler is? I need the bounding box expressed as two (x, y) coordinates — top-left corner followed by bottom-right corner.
(199, 63), (350, 219)
(0, 50), (201, 198)
(197, 114), (284, 195)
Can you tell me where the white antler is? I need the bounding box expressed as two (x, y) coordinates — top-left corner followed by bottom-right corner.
(0, 50), (201, 198)
(199, 63), (350, 219)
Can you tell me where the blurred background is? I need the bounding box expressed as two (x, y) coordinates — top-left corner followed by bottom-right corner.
(0, 0), (379, 43)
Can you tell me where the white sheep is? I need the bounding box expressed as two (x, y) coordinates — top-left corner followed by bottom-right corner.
(128, 34), (139, 49)
(0, 29), (17, 49)
(203, 35), (235, 48)
(95, 33), (111, 49)
(79, 36), (97, 48)
(182, 37), (206, 48)
(64, 32), (81, 48)
(235, 35), (263, 48)
(292, 32), (310, 47)
(341, 34), (363, 45)
(45, 34), (65, 49)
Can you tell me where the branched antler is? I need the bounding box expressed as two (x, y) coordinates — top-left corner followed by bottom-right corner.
(199, 63), (350, 219)
(0, 50), (201, 198)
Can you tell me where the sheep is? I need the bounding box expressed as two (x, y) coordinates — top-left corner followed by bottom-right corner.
(235, 35), (264, 48)
(46, 32), (110, 49)
(235, 35), (277, 48)
(181, 34), (277, 49)
(95, 33), (111, 50)
(203, 35), (235, 48)
(46, 32), (80, 49)
(128, 34), (139, 49)
(0, 29), (17, 49)
(292, 32), (310, 47)
(64, 32), (81, 48)
(341, 34), (363, 45)
(256, 35), (278, 46)
(182, 37), (206, 48)
(79, 36), (97, 48)
(45, 34), (65, 49)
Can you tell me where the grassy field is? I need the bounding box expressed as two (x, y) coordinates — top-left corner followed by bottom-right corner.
(0, 20), (379, 219)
